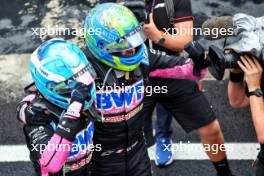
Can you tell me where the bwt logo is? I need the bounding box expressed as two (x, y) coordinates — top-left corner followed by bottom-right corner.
(95, 80), (144, 114)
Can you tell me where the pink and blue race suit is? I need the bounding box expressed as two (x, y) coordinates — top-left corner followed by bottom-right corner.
(17, 95), (94, 176)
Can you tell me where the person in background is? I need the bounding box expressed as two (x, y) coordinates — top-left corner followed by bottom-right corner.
(143, 0), (193, 166)
(228, 54), (264, 176)
(100, 1), (236, 175)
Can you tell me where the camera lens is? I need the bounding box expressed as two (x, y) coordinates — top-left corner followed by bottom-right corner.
(224, 52), (240, 68)
(208, 45), (226, 80)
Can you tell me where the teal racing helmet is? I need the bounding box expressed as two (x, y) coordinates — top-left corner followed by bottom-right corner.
(29, 38), (96, 110)
(84, 3), (149, 71)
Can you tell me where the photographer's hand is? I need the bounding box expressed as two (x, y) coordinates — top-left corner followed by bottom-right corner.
(238, 55), (264, 144)
(237, 55), (263, 91)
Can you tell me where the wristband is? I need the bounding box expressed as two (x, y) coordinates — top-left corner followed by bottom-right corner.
(156, 32), (166, 45)
(56, 117), (83, 142)
(229, 71), (244, 83)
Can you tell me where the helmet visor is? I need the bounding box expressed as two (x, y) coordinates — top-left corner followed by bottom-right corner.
(103, 23), (147, 53)
(47, 63), (97, 96)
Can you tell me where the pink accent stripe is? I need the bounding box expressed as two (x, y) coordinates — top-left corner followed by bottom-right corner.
(65, 101), (83, 119)
(77, 72), (94, 85)
(22, 94), (36, 102)
(39, 134), (72, 175)
(149, 63), (207, 81)
(86, 73), (94, 85)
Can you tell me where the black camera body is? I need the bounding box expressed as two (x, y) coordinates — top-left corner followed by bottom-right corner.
(207, 46), (240, 80)
(184, 41), (263, 80)
(207, 46), (264, 80)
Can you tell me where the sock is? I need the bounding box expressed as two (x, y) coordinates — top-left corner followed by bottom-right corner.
(213, 157), (232, 176)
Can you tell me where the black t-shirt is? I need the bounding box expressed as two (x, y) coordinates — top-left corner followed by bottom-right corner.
(147, 0), (193, 55)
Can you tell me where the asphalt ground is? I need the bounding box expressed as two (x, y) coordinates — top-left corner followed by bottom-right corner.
(0, 0), (264, 175)
(0, 161), (256, 176)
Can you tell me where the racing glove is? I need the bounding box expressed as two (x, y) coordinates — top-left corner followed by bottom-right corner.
(55, 83), (93, 142)
(39, 83), (93, 176)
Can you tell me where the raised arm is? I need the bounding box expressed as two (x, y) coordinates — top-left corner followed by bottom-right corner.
(147, 48), (207, 80)
(227, 68), (249, 108)
(236, 55), (264, 143)
(17, 83), (92, 175)
(18, 95), (84, 175)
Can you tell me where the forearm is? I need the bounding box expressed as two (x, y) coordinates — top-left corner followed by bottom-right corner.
(228, 81), (249, 108)
(23, 123), (73, 175)
(160, 33), (193, 52)
(249, 96), (264, 142)
(32, 102), (83, 175)
(39, 134), (72, 175)
(149, 59), (207, 80)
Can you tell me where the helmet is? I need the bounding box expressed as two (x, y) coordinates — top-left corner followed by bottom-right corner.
(84, 3), (148, 71)
(29, 38), (96, 110)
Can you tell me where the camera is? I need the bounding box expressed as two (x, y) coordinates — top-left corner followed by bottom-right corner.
(207, 45), (264, 80)
(184, 41), (264, 80)
(207, 46), (241, 80)
(200, 12), (264, 80)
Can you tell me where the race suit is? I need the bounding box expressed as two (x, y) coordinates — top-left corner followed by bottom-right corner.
(17, 95), (94, 176)
(83, 46), (209, 176)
